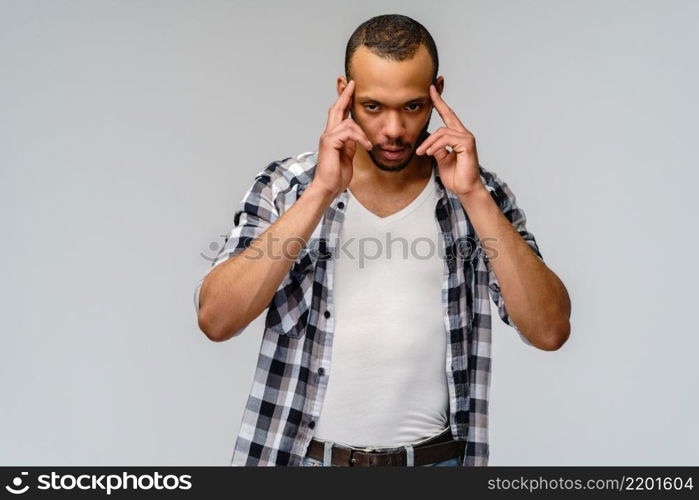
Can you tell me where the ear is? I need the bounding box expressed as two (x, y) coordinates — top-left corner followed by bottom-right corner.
(434, 76), (445, 96)
(337, 76), (348, 98)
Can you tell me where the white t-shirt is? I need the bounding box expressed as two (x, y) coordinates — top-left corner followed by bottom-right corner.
(313, 167), (450, 448)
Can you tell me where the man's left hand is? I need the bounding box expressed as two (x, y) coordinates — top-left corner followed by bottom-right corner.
(416, 84), (484, 196)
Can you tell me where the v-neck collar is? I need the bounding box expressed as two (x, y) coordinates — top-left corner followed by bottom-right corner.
(346, 166), (436, 224)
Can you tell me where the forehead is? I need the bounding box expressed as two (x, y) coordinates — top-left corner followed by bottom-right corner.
(350, 44), (433, 100)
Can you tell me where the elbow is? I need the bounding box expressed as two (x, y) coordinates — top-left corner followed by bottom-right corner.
(198, 305), (246, 343)
(198, 307), (222, 342)
(539, 318), (571, 351)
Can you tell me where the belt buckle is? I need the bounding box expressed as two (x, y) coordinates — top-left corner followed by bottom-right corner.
(349, 448), (357, 466)
(349, 445), (379, 467)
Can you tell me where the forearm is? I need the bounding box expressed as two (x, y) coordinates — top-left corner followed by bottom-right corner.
(458, 187), (571, 350)
(198, 183), (335, 341)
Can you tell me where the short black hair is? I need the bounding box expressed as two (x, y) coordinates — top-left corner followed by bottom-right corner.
(345, 14), (439, 84)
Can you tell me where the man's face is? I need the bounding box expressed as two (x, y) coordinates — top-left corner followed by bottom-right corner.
(346, 44), (439, 172)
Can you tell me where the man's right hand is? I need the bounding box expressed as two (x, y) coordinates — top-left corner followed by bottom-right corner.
(311, 80), (373, 199)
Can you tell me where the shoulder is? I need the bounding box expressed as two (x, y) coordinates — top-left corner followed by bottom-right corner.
(255, 151), (318, 194)
(242, 152), (318, 214)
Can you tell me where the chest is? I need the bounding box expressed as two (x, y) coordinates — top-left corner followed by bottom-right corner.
(348, 179), (432, 219)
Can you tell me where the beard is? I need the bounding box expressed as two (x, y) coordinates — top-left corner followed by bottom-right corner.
(350, 109), (433, 173)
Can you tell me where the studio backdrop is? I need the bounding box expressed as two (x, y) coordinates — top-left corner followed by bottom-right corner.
(1, 0), (697, 465)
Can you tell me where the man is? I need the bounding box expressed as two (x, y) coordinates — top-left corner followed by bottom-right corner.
(194, 14), (571, 467)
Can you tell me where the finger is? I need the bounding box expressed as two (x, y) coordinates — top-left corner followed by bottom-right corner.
(422, 133), (459, 156)
(343, 94), (353, 122)
(432, 145), (450, 163)
(415, 127), (447, 155)
(327, 127), (372, 151)
(343, 119), (373, 149)
(326, 80), (356, 133)
(429, 84), (467, 131)
(328, 118), (373, 150)
(342, 134), (357, 162)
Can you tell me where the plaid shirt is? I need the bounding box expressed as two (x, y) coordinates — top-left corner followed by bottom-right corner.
(194, 151), (543, 466)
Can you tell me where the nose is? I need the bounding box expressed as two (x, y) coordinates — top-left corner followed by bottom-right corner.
(381, 111), (406, 142)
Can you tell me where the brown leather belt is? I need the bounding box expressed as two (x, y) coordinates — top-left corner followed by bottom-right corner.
(304, 427), (465, 466)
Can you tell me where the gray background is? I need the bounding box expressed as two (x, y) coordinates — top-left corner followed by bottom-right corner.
(1, 0), (697, 465)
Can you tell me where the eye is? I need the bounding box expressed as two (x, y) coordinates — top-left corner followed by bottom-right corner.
(363, 103), (423, 112)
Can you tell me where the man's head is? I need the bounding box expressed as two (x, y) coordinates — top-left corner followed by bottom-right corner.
(341, 14), (443, 172)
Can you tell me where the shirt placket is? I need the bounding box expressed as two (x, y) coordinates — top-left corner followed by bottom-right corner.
(293, 189), (349, 464)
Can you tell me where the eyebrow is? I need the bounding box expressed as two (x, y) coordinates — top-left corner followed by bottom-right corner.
(356, 96), (430, 105)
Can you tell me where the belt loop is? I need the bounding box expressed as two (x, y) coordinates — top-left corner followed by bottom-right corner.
(405, 444), (414, 466)
(323, 441), (333, 466)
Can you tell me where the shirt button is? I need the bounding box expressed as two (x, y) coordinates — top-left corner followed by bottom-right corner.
(337, 201), (345, 209)
(324, 310), (331, 318)
(318, 367), (325, 376)
(309, 420), (315, 429)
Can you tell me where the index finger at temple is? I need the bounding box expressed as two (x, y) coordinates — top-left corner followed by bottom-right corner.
(327, 80), (355, 131)
(430, 84), (465, 131)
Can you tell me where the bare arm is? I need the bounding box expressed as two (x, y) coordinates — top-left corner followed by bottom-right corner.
(458, 187), (571, 351)
(198, 183), (335, 342)
(199, 183), (332, 342)
(196, 79), (370, 342)
(415, 83), (570, 351)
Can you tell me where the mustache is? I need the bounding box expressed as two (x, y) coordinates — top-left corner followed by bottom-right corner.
(349, 109), (433, 149)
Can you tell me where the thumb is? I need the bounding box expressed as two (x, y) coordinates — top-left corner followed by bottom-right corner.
(342, 139), (356, 164)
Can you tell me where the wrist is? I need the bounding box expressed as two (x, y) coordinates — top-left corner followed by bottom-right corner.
(305, 181), (338, 205)
(456, 184), (491, 210)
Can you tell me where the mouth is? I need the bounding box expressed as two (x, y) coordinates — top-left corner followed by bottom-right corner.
(379, 147), (407, 160)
